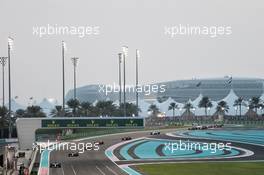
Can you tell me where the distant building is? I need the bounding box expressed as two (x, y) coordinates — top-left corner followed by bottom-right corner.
(66, 77), (264, 103)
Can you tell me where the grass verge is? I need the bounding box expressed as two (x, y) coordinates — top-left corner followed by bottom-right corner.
(135, 162), (264, 175)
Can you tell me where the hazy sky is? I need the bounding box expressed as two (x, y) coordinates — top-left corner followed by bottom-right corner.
(0, 0), (263, 105)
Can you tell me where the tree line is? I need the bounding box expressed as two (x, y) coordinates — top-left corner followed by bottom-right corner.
(149, 96), (264, 118)
(0, 96), (263, 134)
(0, 98), (140, 119)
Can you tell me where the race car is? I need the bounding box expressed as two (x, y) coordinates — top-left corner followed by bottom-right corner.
(150, 131), (160, 135)
(215, 124), (224, 128)
(85, 145), (93, 150)
(188, 125), (207, 130)
(50, 162), (61, 168)
(122, 136), (132, 141)
(188, 127), (197, 130)
(201, 125), (208, 130)
(94, 140), (104, 145)
(68, 152), (79, 157)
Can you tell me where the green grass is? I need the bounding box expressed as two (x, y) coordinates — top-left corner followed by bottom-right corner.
(136, 162), (264, 175)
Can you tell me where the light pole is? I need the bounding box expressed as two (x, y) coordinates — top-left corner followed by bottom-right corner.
(8, 37), (14, 138)
(118, 53), (122, 106)
(71, 57), (79, 100)
(135, 50), (139, 116)
(0, 57), (8, 107)
(122, 46), (128, 117)
(62, 41), (66, 112)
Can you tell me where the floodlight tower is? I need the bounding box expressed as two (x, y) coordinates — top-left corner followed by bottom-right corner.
(122, 46), (128, 117)
(0, 57), (8, 107)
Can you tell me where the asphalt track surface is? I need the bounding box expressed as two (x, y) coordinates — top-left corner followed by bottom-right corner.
(47, 129), (264, 175)
(48, 129), (175, 175)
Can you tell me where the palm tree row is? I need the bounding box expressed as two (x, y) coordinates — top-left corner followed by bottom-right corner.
(1, 96), (263, 121)
(51, 98), (140, 117)
(12, 105), (47, 118)
(165, 96), (264, 118)
(0, 98), (140, 120)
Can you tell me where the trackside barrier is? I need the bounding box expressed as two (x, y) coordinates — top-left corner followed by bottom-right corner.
(28, 146), (39, 175)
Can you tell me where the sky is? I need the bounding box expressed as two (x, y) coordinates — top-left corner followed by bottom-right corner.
(0, 0), (263, 105)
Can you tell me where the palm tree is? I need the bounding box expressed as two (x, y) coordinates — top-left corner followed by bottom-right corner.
(148, 104), (160, 117)
(80, 102), (92, 116)
(168, 102), (178, 118)
(50, 105), (70, 117)
(0, 106), (8, 117)
(96, 101), (116, 117)
(233, 97), (245, 118)
(119, 103), (141, 117)
(24, 105), (46, 118)
(15, 109), (26, 118)
(249, 97), (261, 114)
(183, 102), (194, 118)
(216, 100), (229, 116)
(198, 96), (212, 117)
(0, 106), (8, 138)
(67, 99), (80, 117)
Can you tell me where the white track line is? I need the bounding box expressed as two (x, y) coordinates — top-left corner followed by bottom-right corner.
(96, 166), (106, 175)
(73, 128), (183, 142)
(61, 165), (65, 175)
(71, 165), (77, 175)
(106, 166), (119, 175)
(108, 135), (254, 169)
(105, 137), (146, 161)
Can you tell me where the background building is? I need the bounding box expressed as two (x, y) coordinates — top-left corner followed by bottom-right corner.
(66, 77), (264, 103)
(63, 77), (264, 117)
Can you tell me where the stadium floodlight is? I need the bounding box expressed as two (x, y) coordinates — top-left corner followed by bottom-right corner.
(122, 46), (128, 117)
(118, 53), (123, 106)
(135, 49), (140, 114)
(122, 46), (128, 57)
(136, 49), (140, 58)
(62, 41), (67, 51)
(62, 41), (66, 112)
(8, 37), (14, 50)
(0, 57), (8, 107)
(7, 36), (14, 138)
(71, 57), (79, 67)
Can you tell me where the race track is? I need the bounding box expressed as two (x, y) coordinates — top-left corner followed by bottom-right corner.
(38, 128), (264, 175)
